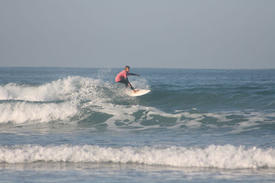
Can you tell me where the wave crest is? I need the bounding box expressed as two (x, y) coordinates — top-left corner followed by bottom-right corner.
(0, 76), (102, 101)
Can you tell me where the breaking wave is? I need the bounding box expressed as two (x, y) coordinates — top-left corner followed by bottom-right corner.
(0, 144), (275, 169)
(0, 102), (78, 124)
(0, 76), (274, 133)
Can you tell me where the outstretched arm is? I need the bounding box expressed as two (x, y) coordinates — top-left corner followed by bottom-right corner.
(128, 73), (140, 76)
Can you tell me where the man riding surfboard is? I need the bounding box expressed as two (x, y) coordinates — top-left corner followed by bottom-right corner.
(115, 66), (139, 92)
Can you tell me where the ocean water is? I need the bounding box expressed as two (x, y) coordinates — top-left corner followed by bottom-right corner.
(0, 67), (275, 183)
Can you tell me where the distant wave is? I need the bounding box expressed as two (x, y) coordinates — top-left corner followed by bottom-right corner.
(1, 144), (275, 169)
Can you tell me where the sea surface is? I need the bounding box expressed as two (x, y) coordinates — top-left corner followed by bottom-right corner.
(0, 67), (275, 183)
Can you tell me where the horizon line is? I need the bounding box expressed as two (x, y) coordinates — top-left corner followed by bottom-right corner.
(0, 65), (275, 70)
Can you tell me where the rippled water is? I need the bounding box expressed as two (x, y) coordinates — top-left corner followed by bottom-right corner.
(0, 67), (275, 182)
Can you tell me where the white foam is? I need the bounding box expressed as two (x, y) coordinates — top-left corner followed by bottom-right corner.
(0, 76), (104, 124)
(0, 76), (102, 102)
(0, 102), (78, 124)
(82, 97), (275, 131)
(0, 144), (275, 169)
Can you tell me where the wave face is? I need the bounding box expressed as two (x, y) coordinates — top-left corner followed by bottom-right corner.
(0, 144), (274, 169)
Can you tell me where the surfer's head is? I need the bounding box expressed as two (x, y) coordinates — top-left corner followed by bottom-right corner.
(125, 65), (130, 72)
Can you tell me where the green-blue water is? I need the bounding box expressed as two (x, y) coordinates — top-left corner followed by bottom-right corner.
(0, 67), (275, 183)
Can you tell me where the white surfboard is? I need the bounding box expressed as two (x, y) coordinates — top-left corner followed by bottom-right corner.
(126, 89), (151, 97)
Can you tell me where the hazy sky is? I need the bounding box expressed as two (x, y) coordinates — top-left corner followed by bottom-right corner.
(0, 0), (274, 69)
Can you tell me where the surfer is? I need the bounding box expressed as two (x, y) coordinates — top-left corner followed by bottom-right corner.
(115, 66), (139, 92)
